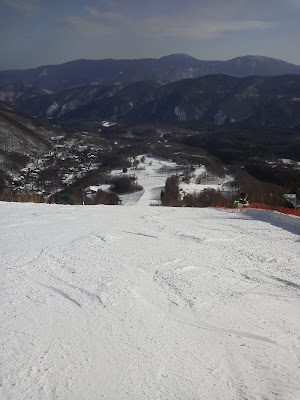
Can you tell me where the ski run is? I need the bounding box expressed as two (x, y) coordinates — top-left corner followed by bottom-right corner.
(1, 156), (300, 400)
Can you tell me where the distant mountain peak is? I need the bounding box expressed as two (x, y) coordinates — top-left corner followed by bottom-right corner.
(159, 53), (199, 61)
(161, 53), (195, 58)
(227, 55), (294, 64)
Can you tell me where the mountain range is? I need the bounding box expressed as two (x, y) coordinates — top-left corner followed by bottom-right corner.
(1, 54), (300, 92)
(0, 54), (300, 129)
(127, 74), (300, 128)
(2, 74), (299, 129)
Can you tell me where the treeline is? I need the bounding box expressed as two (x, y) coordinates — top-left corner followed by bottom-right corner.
(245, 160), (300, 188)
(161, 176), (234, 208)
(0, 189), (45, 203)
(182, 129), (300, 192)
(183, 128), (300, 163)
(161, 173), (290, 208)
(54, 174), (143, 205)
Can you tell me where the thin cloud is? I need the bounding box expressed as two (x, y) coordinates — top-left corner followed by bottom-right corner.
(61, 5), (274, 41)
(140, 16), (274, 39)
(61, 7), (130, 38)
(62, 15), (115, 38)
(84, 7), (129, 22)
(97, 0), (120, 6)
(84, 6), (101, 17)
(3, 0), (41, 14)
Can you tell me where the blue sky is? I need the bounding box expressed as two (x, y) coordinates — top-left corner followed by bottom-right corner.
(0, 0), (299, 70)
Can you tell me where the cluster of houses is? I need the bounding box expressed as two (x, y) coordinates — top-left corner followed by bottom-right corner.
(10, 133), (103, 198)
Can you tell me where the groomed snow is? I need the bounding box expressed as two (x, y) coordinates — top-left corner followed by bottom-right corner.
(1, 200), (300, 400)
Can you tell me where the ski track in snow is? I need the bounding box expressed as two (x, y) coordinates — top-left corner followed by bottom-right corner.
(1, 157), (300, 399)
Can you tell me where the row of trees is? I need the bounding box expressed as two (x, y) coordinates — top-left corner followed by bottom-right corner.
(161, 174), (295, 208)
(161, 175), (234, 207)
(0, 189), (45, 203)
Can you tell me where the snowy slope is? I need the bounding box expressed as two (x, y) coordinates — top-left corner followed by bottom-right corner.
(1, 200), (300, 400)
(96, 155), (232, 207)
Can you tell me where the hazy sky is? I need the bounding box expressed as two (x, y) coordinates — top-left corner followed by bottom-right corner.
(1, 0), (300, 70)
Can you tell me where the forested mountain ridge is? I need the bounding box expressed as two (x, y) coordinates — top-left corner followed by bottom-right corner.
(6, 74), (299, 129)
(1, 54), (300, 92)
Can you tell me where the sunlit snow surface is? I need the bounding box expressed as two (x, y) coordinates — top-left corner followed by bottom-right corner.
(1, 199), (300, 397)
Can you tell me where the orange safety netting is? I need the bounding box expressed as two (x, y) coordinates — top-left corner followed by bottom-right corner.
(246, 203), (300, 217)
(213, 203), (300, 217)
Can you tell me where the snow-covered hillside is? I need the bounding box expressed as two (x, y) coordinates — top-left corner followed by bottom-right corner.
(1, 200), (299, 400)
(88, 155), (233, 207)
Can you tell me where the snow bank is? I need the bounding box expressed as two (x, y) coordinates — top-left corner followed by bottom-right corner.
(242, 208), (300, 234)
